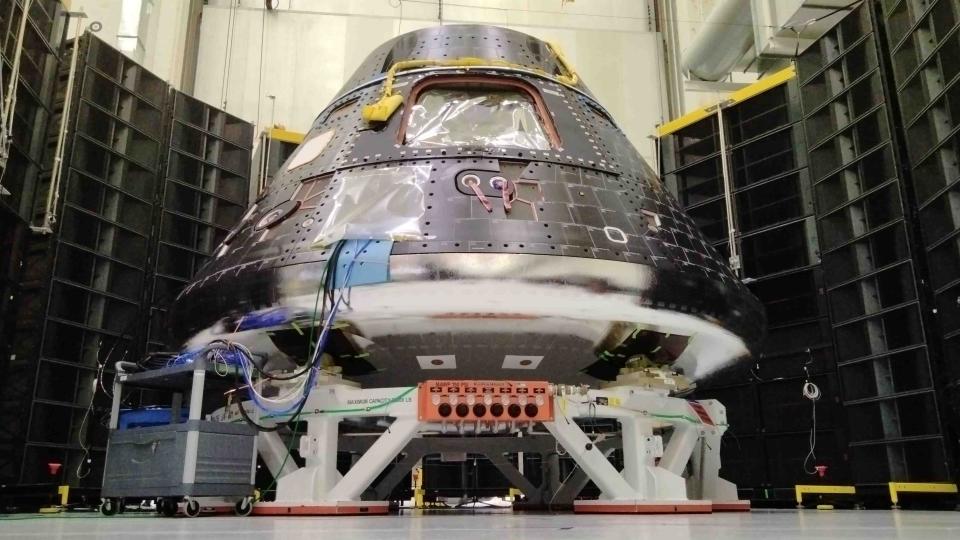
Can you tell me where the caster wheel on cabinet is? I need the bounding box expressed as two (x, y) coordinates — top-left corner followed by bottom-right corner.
(234, 497), (254, 517)
(184, 499), (201, 518)
(99, 498), (119, 516)
(159, 498), (179, 517)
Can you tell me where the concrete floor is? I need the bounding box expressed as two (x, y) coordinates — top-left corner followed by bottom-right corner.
(0, 509), (958, 539)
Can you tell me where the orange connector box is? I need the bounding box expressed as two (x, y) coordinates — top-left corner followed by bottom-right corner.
(417, 380), (554, 422)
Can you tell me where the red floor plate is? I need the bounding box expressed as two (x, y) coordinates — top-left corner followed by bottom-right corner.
(574, 500), (713, 514)
(252, 501), (390, 516)
(712, 500), (751, 512)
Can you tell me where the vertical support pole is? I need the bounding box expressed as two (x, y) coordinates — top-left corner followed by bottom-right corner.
(249, 426), (260, 488)
(104, 377), (123, 494)
(620, 416), (655, 495)
(33, 12), (85, 232)
(171, 392), (182, 424)
(695, 427), (722, 498)
(182, 360), (206, 485)
(187, 364), (206, 420)
(517, 430), (524, 476)
(661, 0), (686, 118)
(275, 414), (343, 503)
(717, 105), (740, 276)
(108, 379), (122, 430)
(308, 416), (340, 497)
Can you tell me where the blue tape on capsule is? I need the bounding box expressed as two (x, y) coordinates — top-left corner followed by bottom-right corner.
(332, 239), (392, 288)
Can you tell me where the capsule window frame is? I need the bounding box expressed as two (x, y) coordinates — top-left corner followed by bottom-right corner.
(397, 74), (563, 149)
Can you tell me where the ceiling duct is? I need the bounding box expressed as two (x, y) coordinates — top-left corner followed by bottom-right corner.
(681, 0), (754, 82)
(680, 0), (859, 82)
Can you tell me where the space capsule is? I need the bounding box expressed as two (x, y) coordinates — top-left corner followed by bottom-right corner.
(168, 24), (765, 387)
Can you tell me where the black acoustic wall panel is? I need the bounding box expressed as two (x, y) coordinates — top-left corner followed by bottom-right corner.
(662, 79), (850, 501)
(4, 33), (167, 485)
(664, 2), (959, 496)
(0, 0), (65, 221)
(877, 0), (960, 476)
(0, 32), (253, 486)
(145, 91), (252, 352)
(0, 1), (65, 483)
(0, 214), (27, 481)
(797, 1), (950, 487)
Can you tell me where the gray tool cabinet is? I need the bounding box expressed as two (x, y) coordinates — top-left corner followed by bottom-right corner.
(100, 356), (256, 517)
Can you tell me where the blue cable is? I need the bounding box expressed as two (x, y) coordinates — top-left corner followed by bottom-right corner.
(242, 239), (373, 413)
(239, 295), (341, 414)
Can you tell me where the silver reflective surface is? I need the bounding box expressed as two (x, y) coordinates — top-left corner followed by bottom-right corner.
(185, 253), (749, 385)
(406, 88), (551, 150)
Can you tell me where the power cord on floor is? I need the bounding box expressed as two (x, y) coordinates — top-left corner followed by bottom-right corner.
(547, 459), (580, 513)
(801, 349), (822, 475)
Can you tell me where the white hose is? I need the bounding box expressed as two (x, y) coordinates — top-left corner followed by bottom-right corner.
(802, 379), (821, 475)
(36, 14), (84, 232)
(0, 0), (33, 176)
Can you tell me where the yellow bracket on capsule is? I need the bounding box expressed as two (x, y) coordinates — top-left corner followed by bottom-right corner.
(362, 48), (581, 123)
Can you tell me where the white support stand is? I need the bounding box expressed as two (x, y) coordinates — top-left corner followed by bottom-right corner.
(543, 386), (748, 513)
(214, 384), (419, 515)
(212, 380), (748, 515)
(687, 400), (744, 510)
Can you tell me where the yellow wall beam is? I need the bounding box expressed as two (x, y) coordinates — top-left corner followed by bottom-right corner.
(656, 65), (797, 138)
(888, 482), (958, 505)
(656, 106), (716, 139)
(795, 484), (856, 505)
(267, 127), (305, 144)
(727, 65), (796, 106)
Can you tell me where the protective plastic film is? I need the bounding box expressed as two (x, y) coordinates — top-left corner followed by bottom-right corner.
(313, 164), (430, 247)
(406, 88), (551, 149)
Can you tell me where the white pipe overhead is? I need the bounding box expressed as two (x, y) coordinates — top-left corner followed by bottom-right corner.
(681, 0), (754, 81)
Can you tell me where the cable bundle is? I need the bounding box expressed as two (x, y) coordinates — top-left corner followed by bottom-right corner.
(228, 239), (371, 431)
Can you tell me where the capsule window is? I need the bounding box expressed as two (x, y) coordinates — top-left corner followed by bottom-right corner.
(401, 76), (560, 150)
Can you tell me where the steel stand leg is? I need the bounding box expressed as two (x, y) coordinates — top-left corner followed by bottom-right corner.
(276, 415), (340, 502)
(327, 418), (420, 501)
(543, 409), (635, 501)
(619, 415), (656, 498)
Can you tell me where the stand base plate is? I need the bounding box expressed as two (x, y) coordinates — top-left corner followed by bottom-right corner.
(252, 501), (390, 516)
(574, 499), (713, 514)
(712, 500), (751, 512)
